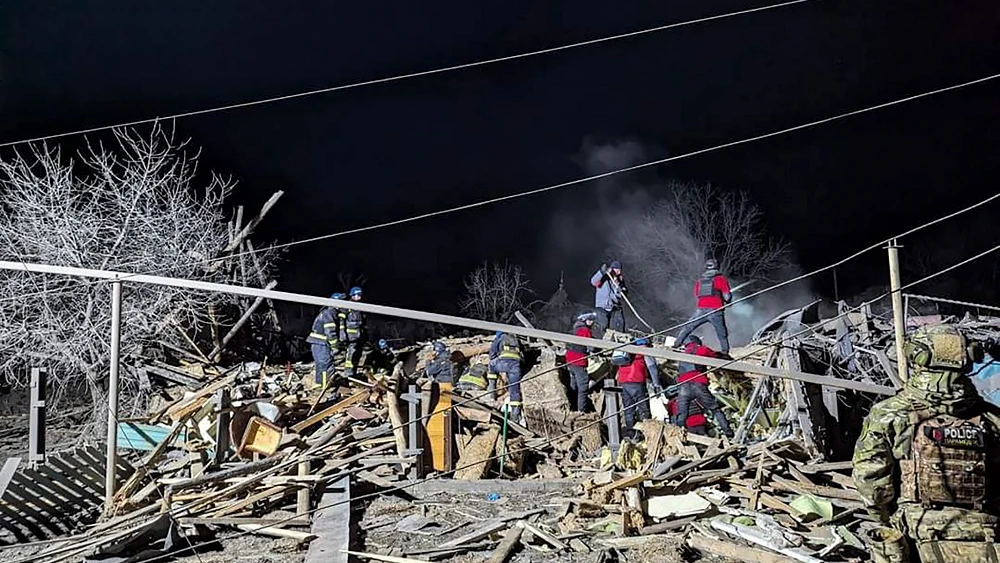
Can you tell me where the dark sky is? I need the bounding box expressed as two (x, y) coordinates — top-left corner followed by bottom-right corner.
(2, 1), (1000, 316)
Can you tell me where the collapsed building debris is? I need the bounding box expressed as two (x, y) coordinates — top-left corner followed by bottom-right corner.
(2, 298), (999, 563)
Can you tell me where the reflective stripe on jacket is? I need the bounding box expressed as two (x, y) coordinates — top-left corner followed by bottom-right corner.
(307, 307), (339, 346)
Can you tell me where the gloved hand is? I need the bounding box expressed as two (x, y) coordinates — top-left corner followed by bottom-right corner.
(600, 263), (609, 274)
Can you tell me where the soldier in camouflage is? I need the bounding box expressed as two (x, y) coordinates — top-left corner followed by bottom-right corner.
(852, 324), (1000, 562)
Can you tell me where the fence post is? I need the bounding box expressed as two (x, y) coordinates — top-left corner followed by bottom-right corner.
(28, 367), (46, 468)
(105, 280), (123, 512)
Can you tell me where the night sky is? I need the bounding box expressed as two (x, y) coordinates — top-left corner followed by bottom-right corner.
(2, 1), (1000, 318)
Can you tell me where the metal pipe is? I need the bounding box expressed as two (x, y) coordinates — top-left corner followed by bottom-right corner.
(887, 240), (908, 382)
(0, 260), (895, 395)
(105, 280), (123, 511)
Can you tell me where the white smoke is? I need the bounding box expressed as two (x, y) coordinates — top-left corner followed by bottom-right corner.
(541, 140), (816, 346)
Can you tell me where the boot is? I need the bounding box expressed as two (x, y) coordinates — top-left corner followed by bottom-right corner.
(509, 406), (522, 424)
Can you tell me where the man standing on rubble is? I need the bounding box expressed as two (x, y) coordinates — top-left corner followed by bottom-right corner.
(567, 311), (597, 412)
(340, 286), (366, 379)
(487, 331), (524, 422)
(676, 259), (732, 354)
(425, 341), (453, 383)
(591, 260), (627, 334)
(853, 325), (1000, 563)
(616, 338), (662, 441)
(674, 335), (733, 438)
(306, 292), (346, 389)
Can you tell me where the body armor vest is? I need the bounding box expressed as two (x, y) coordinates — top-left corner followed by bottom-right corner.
(900, 410), (988, 509)
(697, 273), (719, 298)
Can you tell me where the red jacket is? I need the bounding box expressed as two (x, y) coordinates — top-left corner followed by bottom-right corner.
(694, 274), (731, 309)
(668, 397), (706, 428)
(566, 325), (592, 367)
(616, 354), (649, 384)
(677, 342), (716, 385)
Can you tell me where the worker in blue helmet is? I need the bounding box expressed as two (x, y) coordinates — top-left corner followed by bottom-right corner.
(425, 341), (454, 384)
(305, 292), (345, 389)
(340, 286), (366, 378)
(369, 338), (396, 375)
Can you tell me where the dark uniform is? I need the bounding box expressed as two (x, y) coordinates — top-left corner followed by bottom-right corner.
(488, 332), (523, 421)
(341, 286), (366, 378)
(306, 294), (343, 387)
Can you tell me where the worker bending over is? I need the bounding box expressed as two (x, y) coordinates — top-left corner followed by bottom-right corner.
(306, 292), (346, 388)
(674, 335), (733, 438)
(616, 338), (662, 441)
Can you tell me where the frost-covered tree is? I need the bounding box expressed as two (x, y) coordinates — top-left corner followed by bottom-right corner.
(0, 125), (279, 429)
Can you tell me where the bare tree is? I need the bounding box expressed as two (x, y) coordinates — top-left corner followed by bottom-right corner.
(610, 182), (790, 322)
(459, 261), (536, 323)
(0, 125), (279, 429)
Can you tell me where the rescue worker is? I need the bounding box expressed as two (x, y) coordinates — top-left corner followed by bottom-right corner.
(852, 324), (1000, 563)
(305, 292), (345, 388)
(666, 391), (708, 435)
(456, 363), (490, 393)
(674, 335), (733, 438)
(675, 259), (732, 354)
(370, 338), (396, 375)
(340, 286), (366, 378)
(590, 260), (627, 334)
(488, 331), (524, 421)
(616, 338), (662, 441)
(567, 311), (598, 412)
(425, 341), (454, 384)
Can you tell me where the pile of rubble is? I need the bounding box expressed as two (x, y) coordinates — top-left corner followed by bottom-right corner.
(6, 298), (1000, 563)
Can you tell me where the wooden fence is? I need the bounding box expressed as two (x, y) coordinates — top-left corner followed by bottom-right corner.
(0, 446), (134, 542)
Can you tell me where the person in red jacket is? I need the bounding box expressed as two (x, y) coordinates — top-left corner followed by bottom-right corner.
(674, 335), (733, 437)
(675, 259), (732, 353)
(616, 338), (662, 441)
(667, 395), (708, 435)
(566, 311), (597, 412)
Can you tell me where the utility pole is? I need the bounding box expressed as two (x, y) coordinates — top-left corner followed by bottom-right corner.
(105, 280), (123, 512)
(887, 240), (907, 383)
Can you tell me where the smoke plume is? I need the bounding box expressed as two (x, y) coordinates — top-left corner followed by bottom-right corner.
(539, 139), (815, 347)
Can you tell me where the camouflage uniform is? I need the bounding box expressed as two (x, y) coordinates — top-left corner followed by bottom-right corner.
(852, 325), (1000, 562)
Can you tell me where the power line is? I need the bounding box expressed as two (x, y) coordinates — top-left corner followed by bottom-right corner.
(205, 71), (1000, 264)
(129, 236), (1000, 563)
(0, 0), (815, 150)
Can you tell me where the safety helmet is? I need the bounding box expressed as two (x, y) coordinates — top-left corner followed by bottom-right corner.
(331, 292), (346, 300)
(684, 335), (702, 346)
(905, 324), (980, 373)
(433, 341), (447, 355)
(704, 259), (718, 271)
(634, 338), (650, 346)
(577, 311), (597, 323)
(350, 286), (363, 298)
(378, 338), (389, 350)
(609, 260), (622, 270)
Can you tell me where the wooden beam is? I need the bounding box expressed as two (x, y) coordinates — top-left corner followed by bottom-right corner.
(208, 280), (278, 361)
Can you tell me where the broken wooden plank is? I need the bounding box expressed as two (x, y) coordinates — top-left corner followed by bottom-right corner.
(237, 523), (316, 541)
(520, 521), (566, 551)
(292, 390), (370, 433)
(454, 426), (500, 480)
(305, 474), (351, 563)
(687, 534), (798, 563)
(344, 551), (431, 563)
(488, 522), (524, 563)
(440, 519), (507, 548)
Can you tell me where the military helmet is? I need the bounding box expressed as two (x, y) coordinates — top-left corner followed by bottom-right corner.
(905, 324), (981, 373)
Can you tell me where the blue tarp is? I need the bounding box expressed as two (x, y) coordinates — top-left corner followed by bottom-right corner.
(116, 422), (185, 451)
(971, 354), (1000, 407)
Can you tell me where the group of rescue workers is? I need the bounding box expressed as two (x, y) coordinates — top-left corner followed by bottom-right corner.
(306, 260), (1000, 562)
